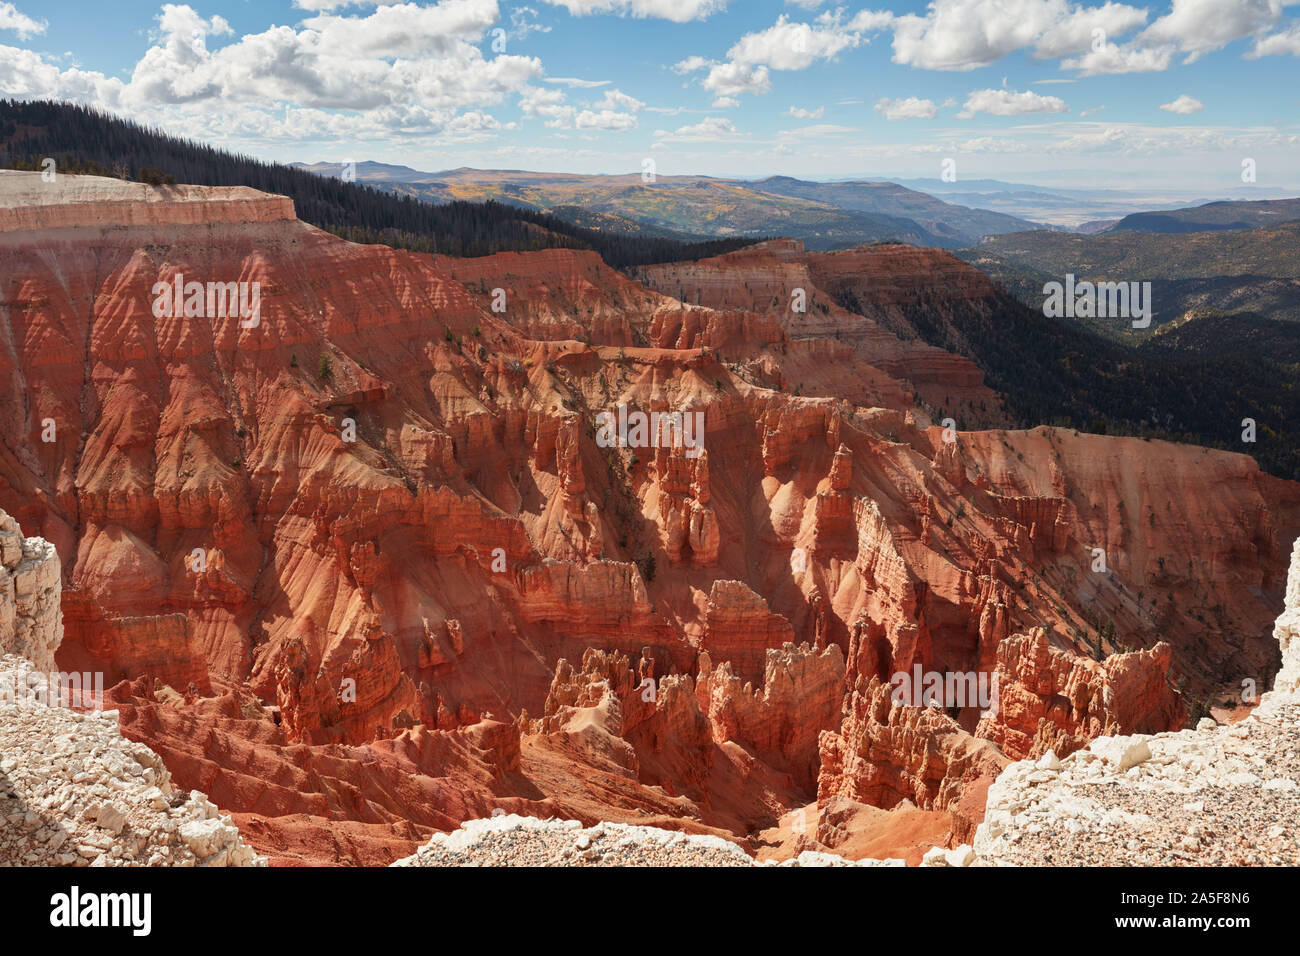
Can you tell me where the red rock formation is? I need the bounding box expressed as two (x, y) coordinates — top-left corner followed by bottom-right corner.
(700, 581), (796, 684)
(977, 628), (1184, 761)
(3, 172), (1298, 863)
(696, 642), (844, 787)
(817, 674), (1009, 815)
(632, 240), (1004, 422)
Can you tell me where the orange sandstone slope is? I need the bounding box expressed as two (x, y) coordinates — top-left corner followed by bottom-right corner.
(1, 170), (1296, 864)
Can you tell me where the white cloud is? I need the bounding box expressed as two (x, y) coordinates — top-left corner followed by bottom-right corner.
(292, 1), (386, 9)
(672, 55), (712, 73)
(1033, 3), (1149, 57)
(874, 96), (937, 119)
(520, 83), (641, 130)
(712, 95), (740, 107)
(593, 88), (644, 111)
(1061, 41), (1172, 73)
(543, 76), (610, 87)
(520, 85), (575, 126)
(1140, 0), (1285, 63)
(777, 122), (856, 140)
(655, 115), (741, 142)
(0, 1), (598, 147)
(542, 0), (728, 22)
(890, 0), (1147, 70)
(1250, 21), (1300, 56)
(701, 60), (771, 97)
(787, 105), (824, 118)
(575, 108), (638, 129)
(725, 14), (861, 71)
(1159, 93), (1204, 113)
(509, 4), (552, 39)
(119, 1), (539, 112)
(0, 1), (44, 38)
(846, 10), (894, 32)
(0, 43), (125, 104)
(957, 88), (1069, 118)
(1062, 0), (1286, 76)
(678, 9), (889, 103)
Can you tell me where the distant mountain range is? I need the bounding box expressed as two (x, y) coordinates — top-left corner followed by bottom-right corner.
(1106, 198), (1300, 234)
(893, 177), (1292, 229)
(290, 162), (1045, 250)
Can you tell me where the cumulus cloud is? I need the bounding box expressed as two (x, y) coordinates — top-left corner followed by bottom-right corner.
(725, 14), (862, 70)
(1159, 93), (1204, 113)
(890, 0), (1147, 70)
(575, 108), (638, 129)
(1059, 0), (1287, 75)
(1061, 41), (1172, 73)
(593, 88), (644, 111)
(1140, 0), (1285, 63)
(672, 55), (712, 73)
(654, 115), (741, 142)
(0, 1), (44, 38)
(699, 61), (771, 98)
(786, 105), (824, 118)
(0, 0), (659, 146)
(874, 96), (937, 119)
(542, 0), (729, 21)
(676, 9), (889, 103)
(118, 1), (539, 113)
(957, 88), (1069, 118)
(519, 82), (642, 130)
(1250, 21), (1300, 56)
(0, 43), (125, 105)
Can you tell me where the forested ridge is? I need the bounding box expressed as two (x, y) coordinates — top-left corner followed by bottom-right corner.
(832, 284), (1300, 479)
(0, 99), (761, 267)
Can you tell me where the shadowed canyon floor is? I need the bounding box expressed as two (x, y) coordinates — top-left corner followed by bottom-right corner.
(2, 171), (1298, 864)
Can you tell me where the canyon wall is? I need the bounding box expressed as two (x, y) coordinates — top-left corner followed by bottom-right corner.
(2, 173), (1297, 864)
(955, 535), (1300, 867)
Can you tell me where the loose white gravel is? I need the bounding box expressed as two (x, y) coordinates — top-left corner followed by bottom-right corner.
(393, 815), (904, 867)
(0, 654), (265, 867)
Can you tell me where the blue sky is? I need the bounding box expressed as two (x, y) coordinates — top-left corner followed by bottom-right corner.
(1, 0), (1298, 189)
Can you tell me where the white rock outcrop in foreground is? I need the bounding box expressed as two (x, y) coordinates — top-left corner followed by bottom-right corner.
(1269, 535), (1300, 698)
(393, 814), (905, 867)
(0, 512), (63, 673)
(0, 655), (267, 866)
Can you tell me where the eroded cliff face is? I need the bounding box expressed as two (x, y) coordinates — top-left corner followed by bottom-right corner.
(2, 173), (1297, 864)
(956, 537), (1300, 868)
(0, 507), (263, 867)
